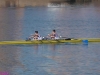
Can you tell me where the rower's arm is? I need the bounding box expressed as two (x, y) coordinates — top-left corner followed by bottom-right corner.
(29, 34), (34, 38)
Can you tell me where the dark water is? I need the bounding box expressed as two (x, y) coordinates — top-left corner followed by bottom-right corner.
(0, 2), (100, 75)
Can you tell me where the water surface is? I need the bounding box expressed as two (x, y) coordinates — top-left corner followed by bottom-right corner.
(0, 2), (100, 75)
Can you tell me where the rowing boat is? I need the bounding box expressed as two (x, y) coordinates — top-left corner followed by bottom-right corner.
(0, 38), (100, 45)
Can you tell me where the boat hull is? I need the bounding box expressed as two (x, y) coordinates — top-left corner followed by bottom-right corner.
(0, 38), (100, 45)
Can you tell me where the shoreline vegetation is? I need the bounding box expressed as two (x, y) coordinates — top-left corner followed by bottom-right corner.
(0, 0), (99, 8)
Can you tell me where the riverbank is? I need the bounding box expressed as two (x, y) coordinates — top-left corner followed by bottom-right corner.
(0, 0), (100, 8)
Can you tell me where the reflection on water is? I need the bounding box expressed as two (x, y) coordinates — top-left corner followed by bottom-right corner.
(0, 1), (100, 75)
(0, 45), (23, 74)
(7, 44), (100, 75)
(0, 8), (24, 41)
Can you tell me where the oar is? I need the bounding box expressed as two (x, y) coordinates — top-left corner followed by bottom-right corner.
(59, 36), (73, 40)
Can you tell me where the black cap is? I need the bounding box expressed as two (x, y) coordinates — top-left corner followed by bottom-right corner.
(35, 31), (38, 33)
(53, 29), (56, 32)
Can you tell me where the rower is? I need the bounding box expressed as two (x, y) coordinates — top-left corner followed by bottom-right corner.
(48, 30), (59, 39)
(30, 31), (40, 40)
